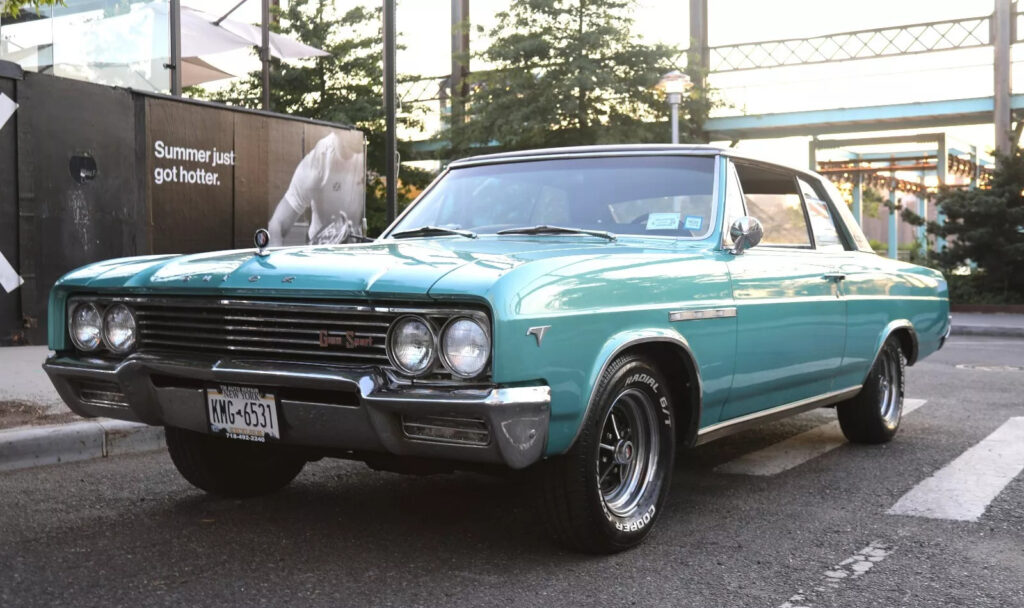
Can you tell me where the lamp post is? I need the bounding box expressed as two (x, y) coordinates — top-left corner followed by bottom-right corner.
(656, 70), (692, 144)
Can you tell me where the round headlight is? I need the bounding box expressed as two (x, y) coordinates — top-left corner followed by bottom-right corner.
(102, 304), (137, 353)
(387, 316), (436, 376)
(69, 302), (103, 351)
(440, 317), (490, 378)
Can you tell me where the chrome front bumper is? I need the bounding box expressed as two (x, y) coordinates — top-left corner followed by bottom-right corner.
(43, 354), (551, 469)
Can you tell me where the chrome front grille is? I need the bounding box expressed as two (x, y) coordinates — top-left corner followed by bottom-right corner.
(132, 298), (395, 366)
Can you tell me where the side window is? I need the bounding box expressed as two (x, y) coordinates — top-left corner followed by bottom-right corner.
(722, 161), (747, 248)
(798, 178), (845, 252)
(734, 164), (811, 247)
(821, 178), (875, 253)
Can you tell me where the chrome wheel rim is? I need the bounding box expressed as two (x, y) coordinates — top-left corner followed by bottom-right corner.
(597, 388), (659, 517)
(878, 349), (902, 426)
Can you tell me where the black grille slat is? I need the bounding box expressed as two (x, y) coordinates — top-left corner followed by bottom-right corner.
(136, 310), (391, 328)
(138, 320), (386, 339)
(140, 338), (389, 360)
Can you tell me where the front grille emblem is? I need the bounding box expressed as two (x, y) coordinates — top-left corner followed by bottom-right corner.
(319, 330), (373, 349)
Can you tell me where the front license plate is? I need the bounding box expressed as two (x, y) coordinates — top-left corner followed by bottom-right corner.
(207, 385), (280, 442)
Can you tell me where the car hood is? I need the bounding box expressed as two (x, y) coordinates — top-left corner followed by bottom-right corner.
(57, 237), (710, 305)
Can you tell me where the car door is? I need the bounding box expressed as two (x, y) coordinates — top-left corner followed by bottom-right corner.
(719, 161), (847, 421)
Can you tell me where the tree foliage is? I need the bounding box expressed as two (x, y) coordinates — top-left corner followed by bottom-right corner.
(904, 147), (1024, 300)
(195, 0), (429, 236)
(450, 0), (708, 155)
(1, 0), (62, 18)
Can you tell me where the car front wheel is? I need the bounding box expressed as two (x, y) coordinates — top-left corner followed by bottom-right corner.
(165, 427), (307, 498)
(539, 354), (676, 553)
(837, 337), (906, 444)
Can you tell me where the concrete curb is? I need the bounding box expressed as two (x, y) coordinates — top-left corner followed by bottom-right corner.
(0, 419), (165, 473)
(951, 325), (1024, 338)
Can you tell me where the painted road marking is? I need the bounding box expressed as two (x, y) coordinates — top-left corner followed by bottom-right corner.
(778, 541), (894, 608)
(716, 399), (927, 476)
(888, 416), (1024, 521)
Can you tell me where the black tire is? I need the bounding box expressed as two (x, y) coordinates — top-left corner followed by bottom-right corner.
(165, 427), (306, 498)
(539, 354), (676, 554)
(838, 337), (906, 444)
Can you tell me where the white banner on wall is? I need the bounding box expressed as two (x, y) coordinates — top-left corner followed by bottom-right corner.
(0, 251), (23, 293)
(0, 92), (16, 132)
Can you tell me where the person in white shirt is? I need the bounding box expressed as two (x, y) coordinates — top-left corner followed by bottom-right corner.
(268, 132), (366, 246)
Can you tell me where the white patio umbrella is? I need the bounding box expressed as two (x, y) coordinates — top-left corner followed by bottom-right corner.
(184, 6), (329, 60)
(181, 57), (236, 86)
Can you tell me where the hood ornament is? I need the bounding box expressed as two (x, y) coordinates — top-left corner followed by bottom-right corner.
(254, 228), (270, 257)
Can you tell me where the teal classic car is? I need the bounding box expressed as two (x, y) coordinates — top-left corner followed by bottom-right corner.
(43, 145), (950, 553)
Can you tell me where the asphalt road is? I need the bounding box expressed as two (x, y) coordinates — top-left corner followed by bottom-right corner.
(1, 337), (1022, 608)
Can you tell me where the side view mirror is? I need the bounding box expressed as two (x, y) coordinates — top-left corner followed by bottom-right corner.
(729, 216), (763, 255)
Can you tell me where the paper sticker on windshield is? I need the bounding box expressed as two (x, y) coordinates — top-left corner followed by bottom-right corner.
(684, 216), (703, 231)
(646, 213), (680, 230)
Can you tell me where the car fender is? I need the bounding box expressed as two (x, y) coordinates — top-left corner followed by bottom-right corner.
(562, 328), (704, 453)
(870, 319), (919, 374)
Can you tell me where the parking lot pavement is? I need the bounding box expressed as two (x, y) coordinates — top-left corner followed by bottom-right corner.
(0, 336), (1021, 608)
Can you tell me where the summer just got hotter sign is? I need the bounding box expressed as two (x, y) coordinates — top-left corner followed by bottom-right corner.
(153, 140), (236, 186)
(144, 96), (364, 255)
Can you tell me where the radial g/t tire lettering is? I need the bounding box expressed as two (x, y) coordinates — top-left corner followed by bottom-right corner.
(538, 354), (676, 554)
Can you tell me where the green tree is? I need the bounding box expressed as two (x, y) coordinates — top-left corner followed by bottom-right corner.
(1, 0), (62, 17)
(195, 0), (429, 236)
(451, 0), (707, 155)
(904, 148), (1024, 301)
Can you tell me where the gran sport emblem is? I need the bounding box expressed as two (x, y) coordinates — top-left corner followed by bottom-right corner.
(319, 330), (374, 349)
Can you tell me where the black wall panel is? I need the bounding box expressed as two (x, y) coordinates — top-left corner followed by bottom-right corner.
(0, 74), (20, 343)
(16, 73), (140, 343)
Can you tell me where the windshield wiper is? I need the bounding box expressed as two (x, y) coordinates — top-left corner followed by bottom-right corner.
(390, 226), (477, 239)
(496, 225), (616, 241)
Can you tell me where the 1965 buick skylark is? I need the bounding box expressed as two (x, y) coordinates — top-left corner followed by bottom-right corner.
(43, 145), (950, 553)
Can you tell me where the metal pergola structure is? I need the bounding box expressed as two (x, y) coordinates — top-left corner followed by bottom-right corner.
(809, 133), (993, 259)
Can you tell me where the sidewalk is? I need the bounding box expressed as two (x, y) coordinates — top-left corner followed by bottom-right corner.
(951, 312), (1024, 338)
(0, 345), (164, 471)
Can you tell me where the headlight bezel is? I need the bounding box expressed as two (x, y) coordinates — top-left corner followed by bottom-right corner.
(68, 301), (104, 352)
(386, 314), (440, 377)
(439, 316), (491, 379)
(101, 303), (137, 354)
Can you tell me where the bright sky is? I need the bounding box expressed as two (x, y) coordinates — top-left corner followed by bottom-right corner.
(189, 0), (1015, 167)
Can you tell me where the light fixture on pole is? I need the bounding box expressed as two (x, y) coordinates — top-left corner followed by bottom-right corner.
(656, 70), (692, 144)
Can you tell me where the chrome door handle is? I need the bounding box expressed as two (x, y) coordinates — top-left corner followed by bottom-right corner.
(823, 272), (846, 281)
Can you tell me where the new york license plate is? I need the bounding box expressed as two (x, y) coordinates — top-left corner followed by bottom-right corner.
(207, 385), (280, 442)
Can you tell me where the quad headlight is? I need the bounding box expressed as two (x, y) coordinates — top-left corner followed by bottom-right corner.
(69, 302), (103, 351)
(68, 301), (137, 354)
(387, 315), (437, 376)
(440, 317), (490, 378)
(386, 313), (491, 379)
(102, 303), (137, 353)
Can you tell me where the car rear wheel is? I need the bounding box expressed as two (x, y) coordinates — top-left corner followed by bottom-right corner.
(538, 354), (676, 553)
(837, 337), (906, 444)
(165, 427), (306, 497)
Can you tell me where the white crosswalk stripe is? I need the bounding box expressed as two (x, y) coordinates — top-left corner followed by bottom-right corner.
(887, 416), (1024, 521)
(715, 399), (928, 476)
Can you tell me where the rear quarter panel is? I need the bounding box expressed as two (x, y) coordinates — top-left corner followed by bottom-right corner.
(836, 252), (949, 389)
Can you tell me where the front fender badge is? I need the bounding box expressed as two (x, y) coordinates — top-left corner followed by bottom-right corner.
(527, 325), (551, 347)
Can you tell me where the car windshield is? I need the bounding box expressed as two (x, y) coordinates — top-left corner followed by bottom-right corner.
(389, 155), (717, 239)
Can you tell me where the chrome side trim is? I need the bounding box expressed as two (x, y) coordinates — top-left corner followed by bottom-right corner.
(696, 385), (861, 445)
(669, 307), (736, 322)
(567, 334), (704, 451)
